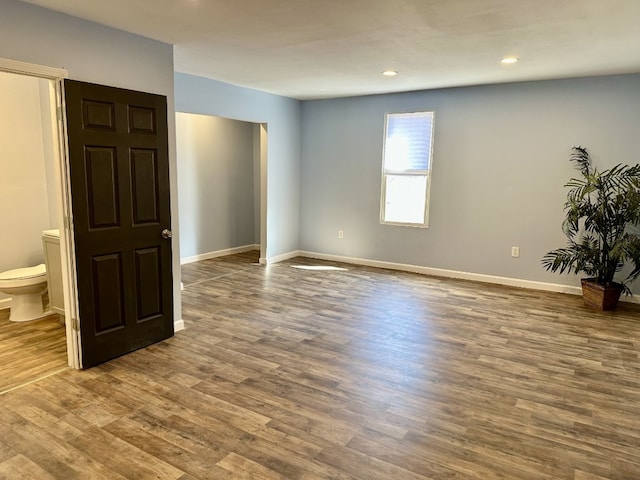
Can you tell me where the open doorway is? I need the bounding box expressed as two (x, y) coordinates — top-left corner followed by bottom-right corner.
(176, 113), (267, 266)
(0, 60), (79, 392)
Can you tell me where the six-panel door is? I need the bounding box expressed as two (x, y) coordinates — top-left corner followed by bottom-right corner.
(64, 79), (173, 368)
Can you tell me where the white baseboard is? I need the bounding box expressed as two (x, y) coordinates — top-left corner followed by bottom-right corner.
(0, 298), (10, 311)
(174, 318), (185, 332)
(181, 244), (259, 265)
(261, 250), (300, 265)
(296, 250), (640, 304)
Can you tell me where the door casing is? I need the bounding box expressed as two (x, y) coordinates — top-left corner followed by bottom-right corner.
(0, 57), (81, 369)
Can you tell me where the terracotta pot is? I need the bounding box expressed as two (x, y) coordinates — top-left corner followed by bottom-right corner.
(580, 278), (623, 311)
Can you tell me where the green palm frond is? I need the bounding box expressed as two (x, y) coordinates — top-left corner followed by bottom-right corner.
(569, 146), (591, 176)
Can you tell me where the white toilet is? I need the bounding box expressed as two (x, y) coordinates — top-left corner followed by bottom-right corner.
(0, 264), (48, 322)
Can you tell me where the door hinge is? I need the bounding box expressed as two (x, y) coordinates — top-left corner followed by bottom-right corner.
(70, 317), (79, 331)
(56, 105), (64, 122)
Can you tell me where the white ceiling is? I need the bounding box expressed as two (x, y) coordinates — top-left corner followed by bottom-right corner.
(20, 0), (640, 99)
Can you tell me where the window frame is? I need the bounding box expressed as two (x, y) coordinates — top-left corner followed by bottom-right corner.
(379, 110), (435, 228)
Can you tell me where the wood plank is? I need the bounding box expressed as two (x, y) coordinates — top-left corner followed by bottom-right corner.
(0, 308), (67, 393)
(0, 250), (638, 479)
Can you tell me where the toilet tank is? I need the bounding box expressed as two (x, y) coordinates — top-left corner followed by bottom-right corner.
(42, 229), (64, 316)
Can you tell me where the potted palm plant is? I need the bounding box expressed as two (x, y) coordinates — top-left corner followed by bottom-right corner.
(542, 146), (640, 310)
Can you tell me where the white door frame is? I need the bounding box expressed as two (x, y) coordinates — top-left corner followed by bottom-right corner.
(258, 123), (268, 263)
(0, 58), (82, 369)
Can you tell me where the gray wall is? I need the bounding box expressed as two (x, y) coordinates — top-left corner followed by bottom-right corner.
(0, 0), (182, 322)
(175, 72), (301, 261)
(300, 74), (640, 291)
(6, 0), (638, 303)
(176, 113), (256, 259)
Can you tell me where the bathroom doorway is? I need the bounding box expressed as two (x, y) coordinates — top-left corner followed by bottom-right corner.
(0, 59), (79, 392)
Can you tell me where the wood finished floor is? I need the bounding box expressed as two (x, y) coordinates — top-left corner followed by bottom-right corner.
(0, 306), (67, 394)
(1, 250), (639, 479)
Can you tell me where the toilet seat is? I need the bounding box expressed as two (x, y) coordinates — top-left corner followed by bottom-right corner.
(0, 264), (47, 288)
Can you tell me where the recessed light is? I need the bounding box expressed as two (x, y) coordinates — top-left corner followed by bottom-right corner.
(500, 57), (519, 64)
(382, 70), (398, 77)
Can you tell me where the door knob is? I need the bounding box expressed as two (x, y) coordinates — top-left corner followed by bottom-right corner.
(162, 229), (173, 239)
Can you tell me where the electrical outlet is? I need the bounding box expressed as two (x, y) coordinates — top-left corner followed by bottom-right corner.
(338, 230), (344, 239)
(511, 246), (520, 258)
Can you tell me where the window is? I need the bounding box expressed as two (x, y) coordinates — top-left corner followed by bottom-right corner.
(380, 111), (434, 227)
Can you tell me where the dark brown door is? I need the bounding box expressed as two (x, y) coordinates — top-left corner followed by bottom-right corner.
(64, 79), (173, 368)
